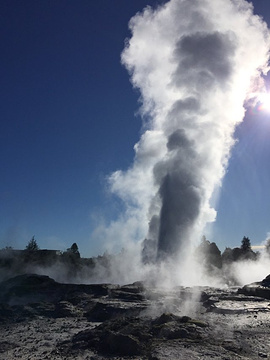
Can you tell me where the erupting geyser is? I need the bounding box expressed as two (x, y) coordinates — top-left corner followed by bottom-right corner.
(108, 0), (270, 270)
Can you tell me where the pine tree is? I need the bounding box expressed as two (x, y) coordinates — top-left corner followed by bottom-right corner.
(25, 236), (39, 251)
(241, 236), (251, 252)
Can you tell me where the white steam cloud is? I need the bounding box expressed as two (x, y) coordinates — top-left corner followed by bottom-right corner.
(96, 0), (270, 285)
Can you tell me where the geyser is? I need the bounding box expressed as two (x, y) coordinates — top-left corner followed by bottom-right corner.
(107, 0), (270, 275)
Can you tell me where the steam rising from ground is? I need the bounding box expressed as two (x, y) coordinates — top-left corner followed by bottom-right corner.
(95, 0), (270, 286)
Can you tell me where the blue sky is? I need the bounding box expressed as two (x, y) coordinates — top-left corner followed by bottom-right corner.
(210, 0), (270, 252)
(1, 0), (270, 256)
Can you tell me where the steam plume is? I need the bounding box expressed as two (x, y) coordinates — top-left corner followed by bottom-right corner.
(106, 0), (270, 273)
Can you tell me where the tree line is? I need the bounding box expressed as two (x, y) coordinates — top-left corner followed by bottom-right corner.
(0, 235), (269, 284)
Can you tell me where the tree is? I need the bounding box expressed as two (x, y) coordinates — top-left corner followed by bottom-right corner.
(240, 236), (257, 261)
(25, 236), (39, 251)
(241, 236), (251, 252)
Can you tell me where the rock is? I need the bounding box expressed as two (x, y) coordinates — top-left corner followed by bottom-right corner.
(2, 274), (270, 359)
(0, 274), (59, 305)
(152, 312), (184, 325)
(110, 289), (145, 301)
(200, 291), (210, 302)
(0, 303), (14, 322)
(258, 352), (268, 358)
(0, 341), (18, 353)
(101, 331), (142, 355)
(151, 313), (207, 341)
(69, 312), (209, 357)
(261, 274), (270, 288)
(55, 301), (82, 318)
(71, 316), (151, 355)
(238, 284), (270, 300)
(237, 274), (270, 300)
(158, 323), (190, 339)
(85, 301), (128, 321)
(0, 274), (115, 306)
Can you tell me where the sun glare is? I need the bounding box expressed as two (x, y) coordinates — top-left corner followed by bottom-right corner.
(257, 92), (270, 112)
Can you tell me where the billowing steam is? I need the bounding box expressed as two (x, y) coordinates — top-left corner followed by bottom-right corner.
(98, 0), (270, 284)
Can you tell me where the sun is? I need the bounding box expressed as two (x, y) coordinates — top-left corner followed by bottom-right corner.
(257, 92), (270, 112)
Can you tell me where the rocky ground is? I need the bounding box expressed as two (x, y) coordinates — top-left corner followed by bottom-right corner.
(1, 274), (270, 359)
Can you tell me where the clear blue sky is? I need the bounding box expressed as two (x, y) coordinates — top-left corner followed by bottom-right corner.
(1, 0), (270, 256)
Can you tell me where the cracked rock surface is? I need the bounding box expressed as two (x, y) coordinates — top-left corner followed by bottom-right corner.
(1, 274), (270, 359)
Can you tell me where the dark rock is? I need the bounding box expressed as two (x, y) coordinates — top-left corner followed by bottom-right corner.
(101, 331), (142, 355)
(71, 328), (97, 350)
(152, 312), (186, 325)
(0, 302), (54, 323)
(85, 298), (147, 321)
(0, 274), (59, 305)
(158, 323), (190, 339)
(261, 274), (270, 288)
(121, 281), (145, 293)
(71, 316), (150, 355)
(0, 303), (14, 322)
(237, 274), (270, 300)
(2, 273), (56, 290)
(65, 283), (111, 298)
(110, 288), (145, 301)
(152, 313), (207, 342)
(55, 301), (82, 318)
(0, 341), (18, 353)
(85, 301), (128, 321)
(69, 312), (208, 356)
(219, 294), (265, 302)
(200, 291), (210, 302)
(0, 274), (114, 306)
(238, 284), (270, 300)
(203, 297), (219, 311)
